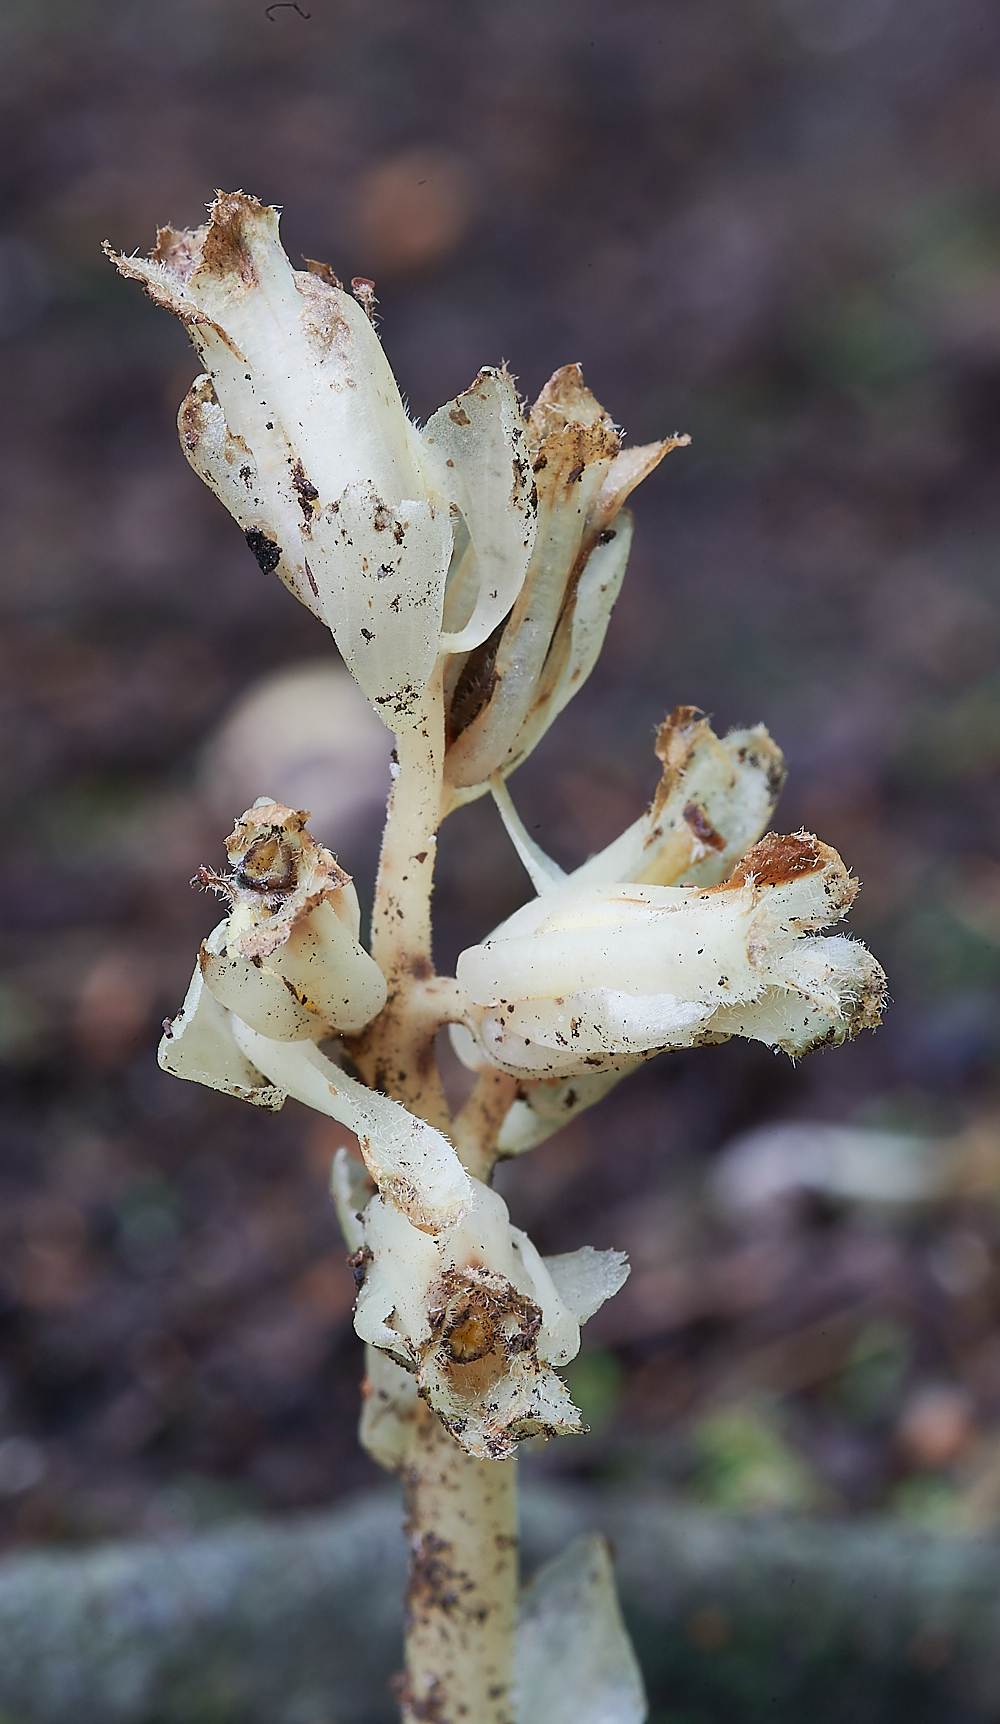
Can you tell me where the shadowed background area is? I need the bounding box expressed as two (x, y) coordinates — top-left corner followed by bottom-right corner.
(5, 0), (1000, 1572)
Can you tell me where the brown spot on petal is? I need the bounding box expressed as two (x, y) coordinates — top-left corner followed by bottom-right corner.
(723, 831), (827, 890)
(683, 802), (726, 851)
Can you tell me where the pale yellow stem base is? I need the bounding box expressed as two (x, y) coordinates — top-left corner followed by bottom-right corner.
(399, 1399), (517, 1724)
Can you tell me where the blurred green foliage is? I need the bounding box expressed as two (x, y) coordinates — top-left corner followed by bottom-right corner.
(689, 1402), (820, 1512)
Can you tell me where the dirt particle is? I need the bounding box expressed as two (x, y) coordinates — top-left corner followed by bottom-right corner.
(348, 1244), (373, 1295)
(291, 459), (319, 519)
(244, 528), (281, 576)
(351, 277), (377, 321)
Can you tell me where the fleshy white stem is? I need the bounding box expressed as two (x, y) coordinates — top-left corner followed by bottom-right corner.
(346, 668), (451, 1130)
(453, 1067), (520, 1181)
(345, 666), (520, 1722)
(399, 1399), (518, 1724)
(372, 673), (445, 981)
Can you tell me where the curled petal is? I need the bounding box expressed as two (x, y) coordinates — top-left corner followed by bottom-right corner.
(424, 368), (538, 654)
(178, 374), (322, 618)
(590, 435), (688, 534)
(158, 961), (286, 1110)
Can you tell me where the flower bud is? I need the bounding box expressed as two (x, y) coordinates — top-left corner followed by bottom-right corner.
(443, 365), (688, 801)
(195, 800), (386, 1040)
(456, 832), (886, 1077)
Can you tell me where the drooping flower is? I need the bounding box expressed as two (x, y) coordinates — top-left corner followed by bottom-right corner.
(107, 194), (536, 729)
(232, 1021), (472, 1236)
(332, 1147), (629, 1459)
(454, 832), (886, 1079)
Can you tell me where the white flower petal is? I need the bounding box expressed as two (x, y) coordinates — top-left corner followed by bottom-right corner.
(351, 1180), (588, 1458)
(178, 373), (322, 618)
(457, 835), (885, 1078)
(571, 709), (785, 891)
(200, 918), (322, 1040)
(543, 1247), (632, 1324)
(495, 1065), (647, 1154)
(330, 1146), (373, 1253)
(158, 960), (286, 1110)
(425, 369), (537, 654)
(307, 481), (452, 728)
(502, 515), (634, 780)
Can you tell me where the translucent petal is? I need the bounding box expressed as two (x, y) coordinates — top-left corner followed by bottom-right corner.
(515, 1535), (647, 1724)
(543, 1246), (631, 1324)
(158, 959), (286, 1110)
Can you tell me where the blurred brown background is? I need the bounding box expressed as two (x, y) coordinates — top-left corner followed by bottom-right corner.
(4, 0), (1000, 1551)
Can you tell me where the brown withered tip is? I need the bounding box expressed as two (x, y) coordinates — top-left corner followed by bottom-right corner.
(655, 704), (707, 764)
(150, 224), (204, 279)
(201, 189), (269, 267)
(303, 256), (343, 289)
(651, 705), (710, 812)
(723, 830), (828, 891)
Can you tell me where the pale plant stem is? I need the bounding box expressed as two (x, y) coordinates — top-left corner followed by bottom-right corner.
(348, 667), (452, 1131)
(400, 1400), (518, 1724)
(350, 665), (519, 1724)
(453, 1068), (519, 1181)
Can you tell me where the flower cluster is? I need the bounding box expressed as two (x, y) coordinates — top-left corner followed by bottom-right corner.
(121, 192), (885, 1464)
